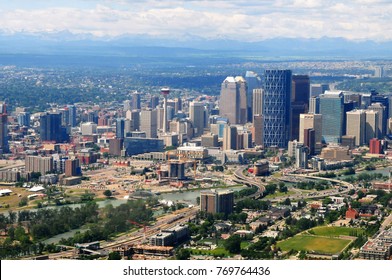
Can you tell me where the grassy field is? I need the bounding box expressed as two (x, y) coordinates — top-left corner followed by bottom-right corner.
(190, 247), (230, 257)
(0, 189), (34, 212)
(277, 235), (351, 255)
(309, 226), (364, 237)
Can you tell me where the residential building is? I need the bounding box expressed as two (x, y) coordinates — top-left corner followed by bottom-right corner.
(25, 156), (54, 175)
(65, 159), (80, 177)
(200, 189), (234, 215)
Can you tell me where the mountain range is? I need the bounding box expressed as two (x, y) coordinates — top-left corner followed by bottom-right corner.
(0, 32), (391, 59)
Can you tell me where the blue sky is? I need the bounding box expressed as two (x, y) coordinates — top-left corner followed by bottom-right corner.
(0, 0), (391, 42)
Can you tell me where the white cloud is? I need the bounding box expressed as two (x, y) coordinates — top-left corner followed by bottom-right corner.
(0, 1), (391, 41)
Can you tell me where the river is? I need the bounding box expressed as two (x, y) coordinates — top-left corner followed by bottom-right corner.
(40, 185), (247, 244)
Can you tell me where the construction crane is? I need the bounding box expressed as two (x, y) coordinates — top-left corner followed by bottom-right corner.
(128, 220), (148, 241)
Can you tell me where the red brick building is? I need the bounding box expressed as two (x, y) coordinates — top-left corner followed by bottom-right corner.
(346, 207), (359, 220)
(369, 138), (382, 154)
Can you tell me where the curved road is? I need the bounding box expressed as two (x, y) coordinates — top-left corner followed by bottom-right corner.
(233, 167), (265, 198)
(233, 166), (356, 202)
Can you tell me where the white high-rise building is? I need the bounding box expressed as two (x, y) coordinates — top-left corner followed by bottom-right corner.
(140, 109), (158, 138)
(252, 89), (263, 117)
(346, 110), (366, 146)
(365, 110), (379, 144)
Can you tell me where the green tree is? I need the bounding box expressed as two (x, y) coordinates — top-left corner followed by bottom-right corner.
(224, 234), (242, 254)
(176, 248), (191, 260)
(103, 190), (112, 198)
(108, 251), (122, 260)
(19, 197), (28, 207)
(357, 190), (365, 199)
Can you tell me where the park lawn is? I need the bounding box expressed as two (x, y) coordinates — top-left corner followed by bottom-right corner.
(241, 241), (251, 249)
(309, 226), (364, 237)
(0, 188), (34, 211)
(190, 247), (231, 257)
(277, 235), (351, 255)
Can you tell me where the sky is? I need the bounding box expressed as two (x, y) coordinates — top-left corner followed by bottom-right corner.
(0, 0), (391, 42)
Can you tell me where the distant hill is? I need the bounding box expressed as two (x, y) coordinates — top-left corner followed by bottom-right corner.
(0, 32), (391, 58)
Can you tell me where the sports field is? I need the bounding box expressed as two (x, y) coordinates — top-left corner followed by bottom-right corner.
(309, 226), (364, 237)
(278, 235), (351, 255)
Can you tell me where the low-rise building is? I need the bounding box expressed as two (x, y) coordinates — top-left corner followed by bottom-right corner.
(320, 145), (352, 161)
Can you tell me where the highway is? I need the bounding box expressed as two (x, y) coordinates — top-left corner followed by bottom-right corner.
(232, 166), (356, 202)
(233, 166), (265, 198)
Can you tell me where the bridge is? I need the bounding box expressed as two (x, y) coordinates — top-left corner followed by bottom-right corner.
(233, 167), (265, 199)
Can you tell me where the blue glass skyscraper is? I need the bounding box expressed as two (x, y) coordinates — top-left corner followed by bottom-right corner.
(67, 105), (77, 127)
(319, 91), (344, 144)
(116, 118), (125, 139)
(262, 70), (292, 148)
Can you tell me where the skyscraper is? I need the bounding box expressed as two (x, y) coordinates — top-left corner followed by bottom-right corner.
(17, 112), (30, 127)
(0, 103), (8, 153)
(123, 100), (132, 112)
(67, 105), (77, 127)
(346, 110), (366, 146)
(236, 76), (248, 125)
(140, 109), (157, 138)
(116, 118), (125, 139)
(310, 84), (330, 96)
(368, 103), (386, 138)
(149, 96), (160, 109)
(252, 89), (263, 117)
(132, 92), (141, 110)
(299, 113), (322, 153)
(219, 76), (247, 125)
(253, 114), (263, 146)
(189, 102), (205, 137)
(309, 96), (320, 114)
(319, 91), (344, 144)
(223, 125), (237, 150)
(291, 75), (310, 141)
(40, 112), (68, 143)
(161, 87), (170, 133)
(126, 110), (140, 131)
(59, 108), (70, 127)
(365, 110), (378, 144)
(262, 70), (292, 148)
(245, 71), (262, 122)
